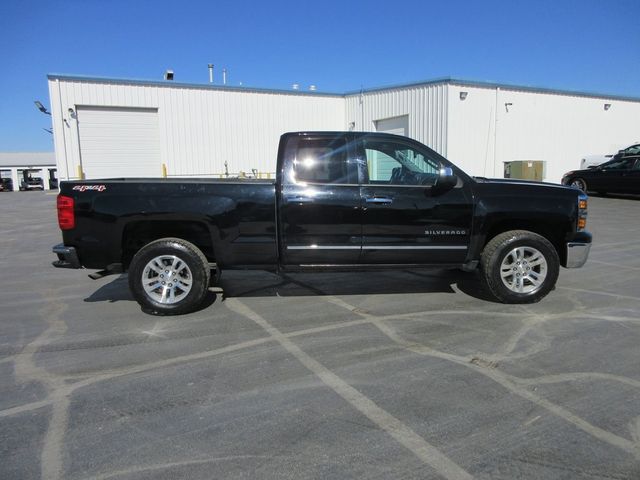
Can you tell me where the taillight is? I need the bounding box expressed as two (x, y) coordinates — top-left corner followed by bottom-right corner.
(57, 195), (75, 230)
(577, 193), (588, 231)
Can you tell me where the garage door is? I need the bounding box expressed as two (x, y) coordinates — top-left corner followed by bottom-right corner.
(370, 116), (410, 180)
(77, 106), (160, 179)
(375, 115), (408, 136)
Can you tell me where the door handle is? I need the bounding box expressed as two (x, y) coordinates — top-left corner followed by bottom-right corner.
(285, 194), (314, 203)
(365, 196), (393, 205)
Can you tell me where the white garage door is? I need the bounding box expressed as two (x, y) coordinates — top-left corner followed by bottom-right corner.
(370, 115), (410, 180)
(375, 115), (409, 136)
(77, 106), (160, 179)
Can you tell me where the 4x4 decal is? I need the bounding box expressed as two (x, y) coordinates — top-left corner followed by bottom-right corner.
(72, 185), (107, 192)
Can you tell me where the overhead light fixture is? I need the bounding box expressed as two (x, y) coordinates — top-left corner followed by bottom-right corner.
(459, 91), (468, 100)
(604, 103), (611, 111)
(164, 70), (174, 81)
(34, 100), (51, 115)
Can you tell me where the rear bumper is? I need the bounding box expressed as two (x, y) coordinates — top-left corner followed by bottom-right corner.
(565, 238), (591, 268)
(52, 244), (81, 269)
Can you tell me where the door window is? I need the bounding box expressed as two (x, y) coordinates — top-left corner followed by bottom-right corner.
(363, 139), (440, 186)
(621, 144), (640, 156)
(601, 158), (636, 171)
(291, 137), (351, 184)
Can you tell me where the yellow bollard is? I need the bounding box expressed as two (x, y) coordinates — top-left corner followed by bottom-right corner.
(77, 165), (84, 180)
(162, 163), (167, 178)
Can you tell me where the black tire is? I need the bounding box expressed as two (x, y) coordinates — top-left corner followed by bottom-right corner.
(480, 230), (559, 304)
(569, 178), (587, 192)
(128, 237), (211, 315)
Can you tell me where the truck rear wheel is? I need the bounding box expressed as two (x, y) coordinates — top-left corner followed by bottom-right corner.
(128, 238), (210, 315)
(480, 230), (559, 304)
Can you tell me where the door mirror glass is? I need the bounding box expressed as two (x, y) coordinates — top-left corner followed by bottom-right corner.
(435, 166), (457, 191)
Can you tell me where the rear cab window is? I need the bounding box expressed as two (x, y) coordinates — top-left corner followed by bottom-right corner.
(284, 135), (357, 185)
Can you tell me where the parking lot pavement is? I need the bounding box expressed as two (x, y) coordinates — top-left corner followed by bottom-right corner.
(1, 191), (639, 480)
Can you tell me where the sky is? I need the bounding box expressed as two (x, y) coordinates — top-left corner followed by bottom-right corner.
(1, 0), (639, 152)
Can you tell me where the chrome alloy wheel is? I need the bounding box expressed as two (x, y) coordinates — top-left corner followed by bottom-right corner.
(141, 255), (193, 304)
(499, 246), (548, 294)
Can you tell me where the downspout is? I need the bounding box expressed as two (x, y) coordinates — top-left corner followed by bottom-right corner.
(359, 86), (364, 130)
(56, 79), (70, 181)
(72, 106), (85, 179)
(493, 87), (500, 177)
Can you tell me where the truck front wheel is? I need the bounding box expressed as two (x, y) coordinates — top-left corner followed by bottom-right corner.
(480, 230), (559, 304)
(128, 238), (211, 315)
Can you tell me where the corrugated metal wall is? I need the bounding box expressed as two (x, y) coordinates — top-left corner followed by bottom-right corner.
(49, 76), (640, 185)
(446, 84), (640, 182)
(344, 84), (449, 156)
(48, 78), (345, 181)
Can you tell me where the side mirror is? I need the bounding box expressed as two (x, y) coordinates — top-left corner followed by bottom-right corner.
(435, 166), (457, 191)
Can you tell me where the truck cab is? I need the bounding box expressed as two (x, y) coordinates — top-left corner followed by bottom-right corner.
(278, 132), (472, 267)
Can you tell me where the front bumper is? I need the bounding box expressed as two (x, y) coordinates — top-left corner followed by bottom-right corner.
(52, 243), (81, 269)
(565, 241), (591, 268)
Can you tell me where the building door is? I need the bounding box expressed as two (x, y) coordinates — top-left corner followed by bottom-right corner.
(375, 115), (409, 136)
(76, 107), (160, 179)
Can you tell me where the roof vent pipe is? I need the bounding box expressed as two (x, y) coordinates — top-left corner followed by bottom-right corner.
(222, 68), (227, 85)
(208, 64), (214, 84)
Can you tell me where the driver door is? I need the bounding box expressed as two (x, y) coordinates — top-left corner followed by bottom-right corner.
(589, 157), (637, 193)
(357, 135), (473, 265)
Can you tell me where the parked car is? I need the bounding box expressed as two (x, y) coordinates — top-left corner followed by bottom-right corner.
(52, 131), (591, 314)
(580, 143), (640, 169)
(0, 178), (14, 192)
(562, 154), (640, 194)
(19, 172), (44, 191)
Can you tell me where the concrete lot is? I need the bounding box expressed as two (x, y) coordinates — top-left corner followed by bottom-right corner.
(1, 191), (639, 480)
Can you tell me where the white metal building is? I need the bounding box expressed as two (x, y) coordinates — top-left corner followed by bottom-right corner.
(48, 75), (640, 184)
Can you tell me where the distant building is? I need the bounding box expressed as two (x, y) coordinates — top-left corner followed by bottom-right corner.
(47, 74), (640, 184)
(0, 152), (56, 191)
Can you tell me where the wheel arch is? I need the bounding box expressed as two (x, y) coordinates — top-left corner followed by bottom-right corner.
(121, 220), (215, 269)
(480, 219), (567, 267)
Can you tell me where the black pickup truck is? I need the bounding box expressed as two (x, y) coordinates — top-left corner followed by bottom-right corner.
(53, 131), (591, 315)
